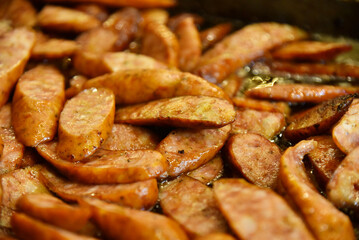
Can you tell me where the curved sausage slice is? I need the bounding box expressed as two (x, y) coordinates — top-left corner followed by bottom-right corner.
(194, 233), (236, 240)
(226, 133), (281, 189)
(0, 104), (12, 128)
(0, 28), (35, 108)
(2, 0), (37, 28)
(17, 194), (91, 232)
(84, 69), (229, 105)
(332, 99), (359, 154)
(41, 0), (176, 8)
(327, 146), (359, 212)
(57, 88), (115, 161)
(65, 75), (87, 99)
(37, 141), (167, 184)
(232, 97), (290, 116)
(187, 154), (223, 185)
(80, 198), (189, 240)
(213, 178), (314, 240)
(157, 125), (231, 177)
(280, 140), (355, 240)
(40, 167), (158, 210)
(32, 33), (77, 59)
(12, 65), (65, 147)
(115, 96), (235, 129)
(159, 176), (228, 238)
(200, 23), (232, 51)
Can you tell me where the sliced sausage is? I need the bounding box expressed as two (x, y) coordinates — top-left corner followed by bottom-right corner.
(101, 124), (160, 151)
(231, 109), (285, 140)
(200, 23), (232, 51)
(213, 178), (314, 240)
(75, 4), (109, 22)
(194, 22), (307, 83)
(271, 41), (352, 61)
(194, 233), (236, 240)
(284, 94), (355, 142)
(187, 154), (223, 185)
(141, 8), (169, 25)
(81, 198), (188, 240)
(36, 141), (167, 184)
(115, 96), (235, 128)
(37, 5), (100, 33)
(0, 28), (35, 108)
(17, 194), (91, 232)
(332, 99), (359, 154)
(65, 75), (87, 99)
(12, 65), (65, 147)
(157, 125), (231, 177)
(0, 104), (11, 128)
(245, 83), (358, 103)
(42, 0), (176, 8)
(57, 88), (115, 161)
(11, 213), (98, 240)
(167, 13), (203, 31)
(219, 74), (243, 99)
(84, 69), (229, 105)
(307, 135), (345, 186)
(159, 176), (228, 238)
(2, 0), (36, 28)
(232, 97), (290, 116)
(40, 167), (158, 210)
(280, 140), (355, 240)
(226, 133), (281, 189)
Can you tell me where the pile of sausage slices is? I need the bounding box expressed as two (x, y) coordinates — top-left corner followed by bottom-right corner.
(1, 0), (359, 239)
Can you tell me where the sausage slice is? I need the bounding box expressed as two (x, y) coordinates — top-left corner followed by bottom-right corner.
(200, 23), (232, 51)
(41, 0), (176, 8)
(0, 104), (12, 128)
(187, 154), (223, 185)
(57, 88), (115, 161)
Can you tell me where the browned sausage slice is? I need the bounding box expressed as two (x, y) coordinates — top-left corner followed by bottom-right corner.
(57, 88), (115, 161)
(245, 84), (358, 103)
(284, 94), (355, 142)
(40, 166), (158, 210)
(11, 213), (98, 240)
(75, 4), (109, 22)
(332, 99), (359, 154)
(226, 133), (282, 189)
(200, 23), (232, 51)
(231, 109), (285, 139)
(157, 125), (231, 177)
(271, 41), (352, 61)
(219, 73), (243, 99)
(187, 154), (223, 185)
(65, 75), (87, 99)
(141, 8), (169, 25)
(159, 176), (228, 238)
(42, 0), (176, 8)
(2, 0), (36, 28)
(280, 140), (355, 240)
(115, 96), (235, 128)
(37, 5), (100, 33)
(213, 178), (314, 240)
(194, 23), (307, 83)
(0, 104), (11, 128)
(194, 233), (236, 240)
(232, 97), (290, 116)
(0, 28), (35, 108)
(12, 65), (65, 147)
(17, 194), (91, 232)
(36, 141), (167, 184)
(80, 198), (189, 240)
(307, 135), (345, 186)
(84, 69), (229, 105)
(327, 146), (359, 212)
(101, 124), (160, 151)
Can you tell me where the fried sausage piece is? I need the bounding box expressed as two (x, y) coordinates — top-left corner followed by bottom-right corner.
(65, 75), (87, 99)
(80, 198), (189, 240)
(0, 104), (11, 128)
(84, 69), (229, 105)
(332, 99), (359, 154)
(194, 23), (307, 83)
(219, 73), (243, 99)
(0, 28), (35, 108)
(187, 154), (223, 185)
(141, 21), (179, 68)
(245, 84), (358, 103)
(327, 146), (359, 212)
(157, 125), (231, 178)
(17, 194), (91, 232)
(174, 16), (202, 72)
(115, 96), (235, 129)
(36, 141), (167, 184)
(213, 178), (314, 240)
(12, 65), (65, 147)
(307, 135), (345, 186)
(160, 176), (228, 238)
(75, 4), (108, 22)
(280, 140), (355, 240)
(101, 124), (159, 151)
(200, 23), (232, 51)
(284, 94), (355, 142)
(11, 213), (98, 240)
(41, 0), (176, 8)
(0, 166), (49, 228)
(232, 97), (290, 116)
(226, 133), (281, 189)
(57, 88), (115, 161)
(2, 0), (36, 28)
(37, 5), (100, 33)
(231, 109), (285, 140)
(103, 52), (167, 73)
(141, 8), (169, 25)
(194, 233), (236, 240)
(40, 167), (158, 210)
(271, 41), (352, 61)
